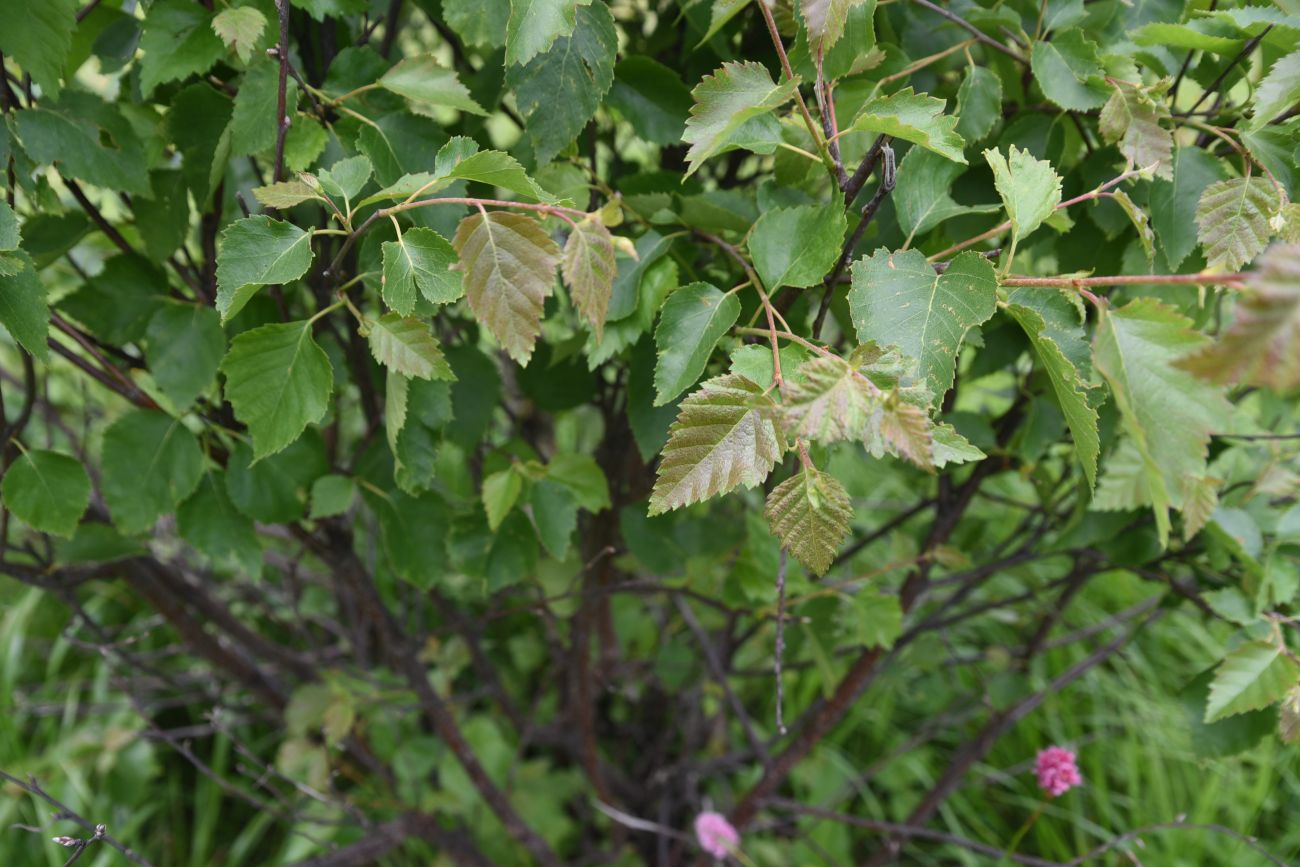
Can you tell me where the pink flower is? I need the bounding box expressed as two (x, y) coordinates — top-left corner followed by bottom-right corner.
(694, 811), (739, 859)
(1036, 746), (1082, 797)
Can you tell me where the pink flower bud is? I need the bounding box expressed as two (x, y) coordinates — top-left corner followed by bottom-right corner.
(694, 811), (739, 859)
(1035, 746), (1082, 797)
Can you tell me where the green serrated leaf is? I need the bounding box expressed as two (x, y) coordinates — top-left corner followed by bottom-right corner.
(1182, 475), (1221, 542)
(954, 64), (1002, 145)
(0, 201), (19, 252)
(607, 56), (694, 146)
(1093, 298), (1233, 546)
(876, 395), (933, 469)
(749, 202), (846, 290)
(700, 0), (752, 43)
(1030, 32), (1109, 111)
(1195, 177), (1281, 270)
(381, 228), (463, 315)
(1007, 294), (1099, 485)
(1180, 668), (1276, 758)
(15, 93), (152, 196)
(385, 370), (409, 457)
(765, 466), (853, 575)
(546, 452), (610, 512)
(253, 178), (324, 210)
(212, 7), (267, 64)
(932, 423), (985, 467)
(178, 472), (262, 576)
(169, 84), (233, 206)
(0, 251), (50, 362)
(845, 88), (966, 164)
(650, 373), (786, 514)
(0, 0), (76, 99)
(849, 249), (998, 404)
(1206, 642), (1300, 723)
(1130, 20), (1244, 53)
(530, 479), (579, 560)
(483, 467), (523, 531)
(139, 0), (224, 95)
(1, 449), (90, 538)
(985, 145), (1063, 250)
(221, 321), (334, 460)
(653, 282), (741, 406)
(366, 313), (455, 381)
(1150, 147), (1227, 270)
(398, 146), (558, 204)
(445, 0), (509, 48)
(802, 0), (869, 52)
(683, 61), (799, 177)
(1251, 49), (1300, 130)
(231, 59), (297, 158)
(511, 2), (616, 164)
(380, 55), (487, 116)
(318, 155), (372, 203)
(145, 303), (225, 410)
(452, 211), (561, 364)
(102, 410), (205, 534)
(894, 148), (997, 244)
(216, 216), (315, 321)
(506, 0), (583, 67)
(309, 474), (356, 520)
(1111, 189), (1156, 264)
(1099, 85), (1174, 178)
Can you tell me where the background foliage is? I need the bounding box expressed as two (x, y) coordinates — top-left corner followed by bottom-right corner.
(1, 0), (1299, 864)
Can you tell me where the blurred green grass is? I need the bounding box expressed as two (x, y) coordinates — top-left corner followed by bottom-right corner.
(3, 566), (1298, 866)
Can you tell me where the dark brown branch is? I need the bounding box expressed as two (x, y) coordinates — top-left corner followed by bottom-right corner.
(311, 527), (563, 867)
(841, 134), (889, 205)
(47, 340), (157, 410)
(814, 142), (896, 337)
(832, 498), (935, 568)
(0, 349), (37, 447)
(75, 0), (103, 23)
(272, 0), (293, 182)
(379, 0), (404, 58)
(65, 179), (135, 257)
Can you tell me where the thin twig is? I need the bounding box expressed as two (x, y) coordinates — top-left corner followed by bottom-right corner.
(774, 550), (789, 735)
(842, 134), (889, 204)
(0, 770), (157, 867)
(674, 596), (771, 761)
(931, 166), (1147, 261)
(909, 0), (1027, 64)
(1178, 26), (1273, 117)
(755, 0), (834, 176)
(1003, 272), (1247, 288)
(814, 143), (896, 337)
(271, 0), (292, 182)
